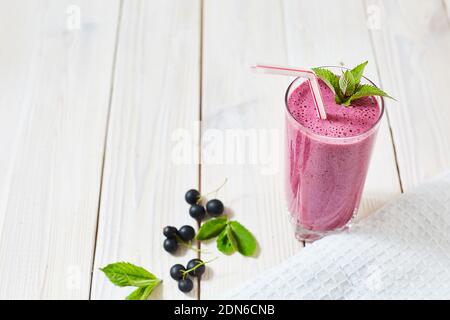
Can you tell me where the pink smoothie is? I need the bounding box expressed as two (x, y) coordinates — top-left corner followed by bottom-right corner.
(285, 79), (381, 238)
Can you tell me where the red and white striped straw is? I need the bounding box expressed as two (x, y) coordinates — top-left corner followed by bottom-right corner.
(252, 64), (327, 120)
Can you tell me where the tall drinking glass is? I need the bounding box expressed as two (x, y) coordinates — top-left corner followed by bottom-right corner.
(284, 66), (384, 241)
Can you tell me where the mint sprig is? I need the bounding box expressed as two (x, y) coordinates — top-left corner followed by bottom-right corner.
(228, 221), (257, 256)
(197, 217), (257, 257)
(312, 61), (394, 106)
(217, 225), (238, 255)
(196, 216), (228, 240)
(312, 68), (339, 94)
(100, 262), (161, 300)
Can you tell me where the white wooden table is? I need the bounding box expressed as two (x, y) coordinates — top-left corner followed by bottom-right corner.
(1, 0), (449, 299)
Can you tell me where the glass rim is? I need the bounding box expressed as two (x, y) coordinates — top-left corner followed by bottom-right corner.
(284, 66), (385, 143)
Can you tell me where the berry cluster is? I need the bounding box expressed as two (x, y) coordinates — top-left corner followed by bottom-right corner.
(163, 225), (196, 254)
(186, 188), (225, 221)
(101, 180), (257, 299)
(170, 259), (205, 293)
(163, 183), (226, 293)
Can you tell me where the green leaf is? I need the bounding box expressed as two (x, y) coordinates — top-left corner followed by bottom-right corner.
(126, 287), (147, 300)
(342, 99), (352, 107)
(312, 67), (340, 94)
(126, 281), (161, 300)
(350, 61), (368, 84)
(100, 262), (158, 287)
(339, 70), (356, 97)
(228, 221), (257, 257)
(226, 224), (239, 251)
(196, 217), (228, 240)
(216, 226), (237, 255)
(348, 84), (395, 104)
(313, 62), (394, 106)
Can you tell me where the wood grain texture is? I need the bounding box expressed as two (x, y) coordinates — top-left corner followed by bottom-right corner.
(367, 0), (450, 189)
(200, 0), (302, 299)
(90, 0), (201, 300)
(283, 0), (401, 219)
(0, 0), (119, 299)
(1, 0), (446, 300)
(445, 0), (450, 20)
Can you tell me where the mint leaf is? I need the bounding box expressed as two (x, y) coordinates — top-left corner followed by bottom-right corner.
(215, 221), (258, 256)
(196, 217), (228, 240)
(312, 67), (340, 93)
(101, 262), (161, 300)
(126, 283), (160, 300)
(342, 100), (352, 107)
(339, 70), (356, 97)
(126, 287), (147, 300)
(313, 61), (394, 106)
(350, 61), (368, 84)
(228, 221), (257, 257)
(226, 224), (239, 251)
(217, 226), (237, 255)
(347, 84), (395, 105)
(100, 262), (158, 287)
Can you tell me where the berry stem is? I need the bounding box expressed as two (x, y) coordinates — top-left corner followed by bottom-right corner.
(197, 178), (228, 203)
(178, 240), (209, 253)
(174, 234), (184, 243)
(181, 257), (218, 279)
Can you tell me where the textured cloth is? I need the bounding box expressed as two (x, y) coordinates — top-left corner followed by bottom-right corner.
(226, 172), (450, 299)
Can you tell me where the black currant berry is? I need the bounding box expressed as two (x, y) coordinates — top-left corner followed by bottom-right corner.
(206, 199), (224, 217)
(178, 278), (194, 293)
(178, 225), (196, 242)
(163, 226), (178, 239)
(185, 189), (200, 205)
(186, 259), (205, 277)
(170, 264), (186, 281)
(189, 204), (206, 221)
(163, 238), (178, 253)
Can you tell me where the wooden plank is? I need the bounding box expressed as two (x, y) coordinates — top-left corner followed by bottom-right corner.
(201, 0), (302, 299)
(90, 0), (201, 300)
(283, 0), (401, 219)
(0, 0), (119, 299)
(367, 0), (450, 189)
(201, 0), (402, 297)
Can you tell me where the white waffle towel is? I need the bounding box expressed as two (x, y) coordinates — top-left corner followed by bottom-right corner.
(226, 172), (450, 299)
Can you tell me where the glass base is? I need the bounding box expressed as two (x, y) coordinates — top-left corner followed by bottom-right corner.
(293, 224), (350, 242)
(288, 209), (355, 242)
